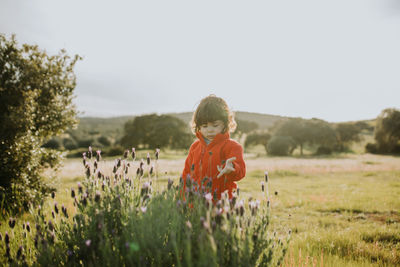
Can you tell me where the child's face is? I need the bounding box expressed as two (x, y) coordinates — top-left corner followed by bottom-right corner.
(199, 120), (224, 141)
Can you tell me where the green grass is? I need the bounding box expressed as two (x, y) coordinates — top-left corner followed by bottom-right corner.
(1, 155), (400, 266)
(240, 170), (400, 266)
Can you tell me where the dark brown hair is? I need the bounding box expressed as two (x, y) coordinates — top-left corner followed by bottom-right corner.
(191, 95), (237, 133)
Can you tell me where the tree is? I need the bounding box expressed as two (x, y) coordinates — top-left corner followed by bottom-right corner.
(0, 34), (80, 213)
(266, 136), (296, 156)
(244, 132), (271, 153)
(335, 123), (363, 151)
(120, 114), (193, 149)
(235, 119), (258, 135)
(373, 108), (400, 153)
(272, 118), (310, 155)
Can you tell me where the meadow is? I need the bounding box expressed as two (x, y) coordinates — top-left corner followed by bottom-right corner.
(1, 149), (399, 266)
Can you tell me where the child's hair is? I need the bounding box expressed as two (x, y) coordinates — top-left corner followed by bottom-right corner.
(191, 94), (237, 133)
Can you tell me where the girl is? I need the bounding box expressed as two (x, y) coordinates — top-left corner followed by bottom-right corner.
(182, 95), (246, 200)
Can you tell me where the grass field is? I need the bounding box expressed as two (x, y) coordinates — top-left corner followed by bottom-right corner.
(2, 152), (400, 266)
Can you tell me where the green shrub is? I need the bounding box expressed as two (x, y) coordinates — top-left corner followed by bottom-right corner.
(42, 138), (62, 150)
(63, 138), (78, 150)
(267, 136), (295, 156)
(0, 34), (80, 214)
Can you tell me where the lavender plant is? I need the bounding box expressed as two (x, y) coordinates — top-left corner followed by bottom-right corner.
(1, 148), (289, 266)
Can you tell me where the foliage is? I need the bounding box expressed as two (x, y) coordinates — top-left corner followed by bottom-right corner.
(272, 118), (337, 155)
(245, 132), (271, 153)
(335, 123), (363, 151)
(372, 108), (400, 153)
(266, 136), (296, 156)
(0, 34), (80, 213)
(235, 119), (258, 134)
(0, 152), (289, 266)
(97, 136), (111, 147)
(120, 114), (193, 149)
(42, 138), (62, 150)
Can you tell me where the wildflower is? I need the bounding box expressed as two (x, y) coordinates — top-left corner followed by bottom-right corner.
(123, 149), (129, 159)
(102, 181), (106, 191)
(186, 220), (192, 229)
(117, 158), (121, 168)
(136, 167), (140, 176)
(5, 231), (10, 244)
(94, 160), (98, 170)
(147, 152), (150, 165)
(54, 202), (59, 214)
(48, 220), (54, 231)
(71, 188), (76, 198)
(82, 195), (88, 207)
(67, 250), (73, 260)
(8, 218), (16, 229)
(140, 206), (147, 213)
(275, 191), (278, 196)
(149, 165), (154, 175)
(167, 178), (173, 190)
(35, 224), (41, 232)
(51, 191), (56, 199)
(52, 211), (55, 219)
(62, 205), (68, 218)
(141, 182), (150, 196)
(95, 191), (101, 203)
(131, 147), (136, 160)
(16, 245), (23, 260)
(155, 148), (160, 160)
(140, 159), (144, 169)
(85, 239), (91, 247)
(77, 182), (83, 193)
(85, 165), (91, 178)
(88, 146), (92, 159)
(265, 171), (268, 182)
(140, 167), (144, 177)
(261, 181), (264, 192)
(96, 150), (101, 161)
(26, 222), (30, 232)
(97, 170), (102, 179)
(34, 235), (39, 248)
(5, 245), (10, 258)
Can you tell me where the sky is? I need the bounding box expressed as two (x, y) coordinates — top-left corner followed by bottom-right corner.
(1, 0), (400, 122)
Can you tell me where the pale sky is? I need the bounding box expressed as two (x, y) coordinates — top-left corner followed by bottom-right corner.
(1, 0), (400, 122)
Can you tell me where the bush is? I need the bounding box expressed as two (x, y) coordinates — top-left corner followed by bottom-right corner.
(42, 138), (62, 149)
(63, 138), (78, 150)
(267, 136), (295, 156)
(365, 143), (378, 154)
(28, 157), (289, 266)
(77, 138), (94, 148)
(0, 34), (80, 213)
(97, 135), (111, 147)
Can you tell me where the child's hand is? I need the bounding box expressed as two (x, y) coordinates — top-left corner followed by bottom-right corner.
(217, 157), (236, 178)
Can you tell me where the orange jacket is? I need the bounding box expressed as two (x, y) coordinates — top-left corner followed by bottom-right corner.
(182, 131), (246, 200)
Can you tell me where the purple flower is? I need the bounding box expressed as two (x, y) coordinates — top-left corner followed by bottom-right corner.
(85, 239), (91, 247)
(131, 148), (136, 160)
(147, 153), (151, 165)
(96, 150), (101, 161)
(51, 191), (56, 199)
(155, 148), (160, 160)
(8, 217), (16, 229)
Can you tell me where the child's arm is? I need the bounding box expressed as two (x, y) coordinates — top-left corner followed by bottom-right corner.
(218, 142), (246, 182)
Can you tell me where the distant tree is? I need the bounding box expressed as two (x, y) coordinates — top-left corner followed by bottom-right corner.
(0, 34), (80, 212)
(120, 114), (192, 149)
(235, 119), (258, 135)
(244, 132), (271, 153)
(97, 135), (111, 147)
(272, 118), (310, 155)
(335, 123), (363, 151)
(307, 119), (337, 150)
(42, 138), (62, 150)
(63, 138), (78, 150)
(373, 108), (400, 153)
(267, 136), (296, 156)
